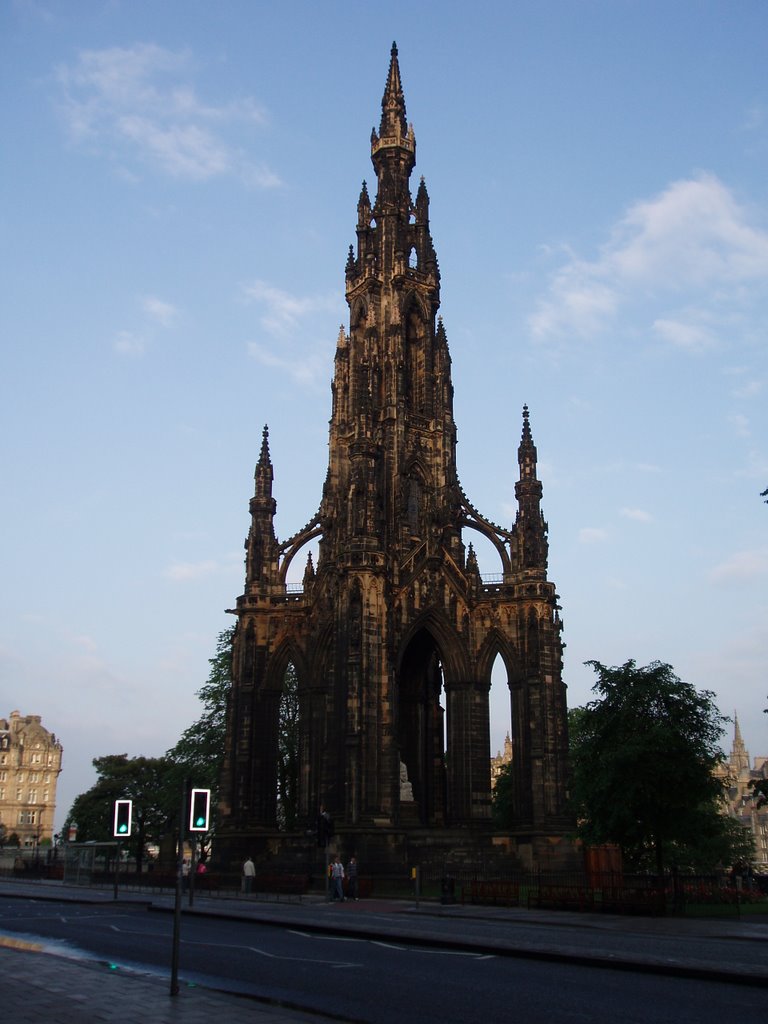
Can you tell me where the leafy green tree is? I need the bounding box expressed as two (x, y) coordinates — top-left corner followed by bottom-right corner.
(165, 625), (234, 823)
(63, 754), (175, 873)
(277, 663), (300, 830)
(569, 660), (734, 876)
(491, 761), (515, 829)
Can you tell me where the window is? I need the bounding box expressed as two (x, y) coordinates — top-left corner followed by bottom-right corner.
(0, 771), (6, 781)
(29, 790), (37, 804)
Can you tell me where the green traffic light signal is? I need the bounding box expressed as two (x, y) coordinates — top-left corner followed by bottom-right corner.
(189, 788), (211, 832)
(113, 799), (132, 838)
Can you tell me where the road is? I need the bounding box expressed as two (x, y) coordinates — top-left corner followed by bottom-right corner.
(0, 896), (765, 1023)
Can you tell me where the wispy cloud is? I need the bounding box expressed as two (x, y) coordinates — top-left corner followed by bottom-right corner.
(529, 174), (768, 347)
(113, 329), (146, 356)
(243, 279), (343, 389)
(113, 295), (178, 357)
(620, 507), (653, 523)
(578, 527), (609, 544)
(55, 43), (280, 186)
(243, 280), (339, 335)
(708, 548), (768, 586)
(141, 296), (178, 328)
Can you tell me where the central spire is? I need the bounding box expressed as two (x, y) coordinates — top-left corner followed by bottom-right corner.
(379, 41), (407, 138)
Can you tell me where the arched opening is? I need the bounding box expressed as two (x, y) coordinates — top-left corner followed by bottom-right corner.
(489, 655), (514, 790)
(397, 628), (447, 825)
(404, 305), (426, 413)
(276, 662), (299, 830)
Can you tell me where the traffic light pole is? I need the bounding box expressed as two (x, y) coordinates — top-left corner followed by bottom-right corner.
(113, 842), (120, 901)
(170, 779), (187, 997)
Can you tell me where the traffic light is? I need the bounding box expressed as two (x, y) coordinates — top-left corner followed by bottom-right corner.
(113, 799), (132, 838)
(189, 788), (211, 832)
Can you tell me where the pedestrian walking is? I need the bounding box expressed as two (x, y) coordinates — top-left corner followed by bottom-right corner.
(242, 855), (255, 894)
(330, 854), (345, 901)
(347, 855), (359, 900)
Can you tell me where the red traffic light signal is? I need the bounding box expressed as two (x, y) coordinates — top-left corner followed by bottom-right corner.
(189, 788), (211, 832)
(113, 799), (132, 837)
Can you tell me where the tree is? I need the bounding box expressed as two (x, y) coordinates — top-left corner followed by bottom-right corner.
(569, 660), (734, 876)
(277, 663), (300, 830)
(165, 625), (234, 821)
(63, 754), (175, 874)
(491, 761), (515, 829)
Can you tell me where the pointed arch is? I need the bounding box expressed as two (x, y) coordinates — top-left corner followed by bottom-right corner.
(476, 628), (523, 688)
(396, 606), (470, 686)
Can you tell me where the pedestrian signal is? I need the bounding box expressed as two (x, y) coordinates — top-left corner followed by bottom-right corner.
(113, 799), (132, 838)
(189, 788), (211, 832)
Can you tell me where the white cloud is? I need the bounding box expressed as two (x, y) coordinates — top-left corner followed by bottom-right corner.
(578, 527), (609, 544)
(141, 296), (178, 328)
(708, 548), (768, 586)
(243, 280), (339, 336)
(247, 342), (329, 390)
(243, 279), (343, 389)
(730, 379), (764, 400)
(620, 507), (653, 523)
(55, 43), (279, 186)
(113, 330), (146, 356)
(652, 317), (715, 352)
(529, 174), (768, 345)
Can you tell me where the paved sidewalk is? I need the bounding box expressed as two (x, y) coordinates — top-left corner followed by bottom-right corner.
(1, 937), (326, 1023)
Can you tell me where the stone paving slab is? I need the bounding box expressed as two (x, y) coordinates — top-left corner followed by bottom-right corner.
(1, 939), (328, 1024)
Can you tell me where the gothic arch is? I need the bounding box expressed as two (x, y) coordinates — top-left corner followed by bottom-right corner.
(350, 297), (368, 329)
(264, 638), (309, 692)
(476, 628), (523, 688)
(278, 523), (323, 585)
(461, 518), (512, 576)
(396, 607), (470, 686)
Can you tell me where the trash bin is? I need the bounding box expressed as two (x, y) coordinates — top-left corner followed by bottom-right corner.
(440, 875), (456, 905)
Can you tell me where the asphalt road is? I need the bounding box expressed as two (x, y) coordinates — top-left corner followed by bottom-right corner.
(0, 897), (765, 1023)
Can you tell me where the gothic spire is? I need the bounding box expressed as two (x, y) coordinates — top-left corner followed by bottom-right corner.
(730, 713), (750, 774)
(379, 41), (407, 138)
(254, 423), (273, 500)
(515, 406), (548, 572)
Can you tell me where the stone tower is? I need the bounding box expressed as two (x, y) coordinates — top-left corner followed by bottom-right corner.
(218, 44), (573, 872)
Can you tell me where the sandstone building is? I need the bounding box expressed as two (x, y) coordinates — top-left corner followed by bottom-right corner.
(218, 45), (573, 873)
(717, 716), (768, 871)
(0, 711), (63, 848)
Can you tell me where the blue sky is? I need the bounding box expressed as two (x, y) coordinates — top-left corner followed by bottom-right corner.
(2, 1), (767, 829)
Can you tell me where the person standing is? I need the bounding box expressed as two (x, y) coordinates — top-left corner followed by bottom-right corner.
(346, 855), (359, 900)
(243, 855), (255, 894)
(330, 854), (345, 901)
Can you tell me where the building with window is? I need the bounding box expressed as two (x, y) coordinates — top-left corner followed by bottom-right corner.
(716, 716), (768, 872)
(0, 711), (63, 848)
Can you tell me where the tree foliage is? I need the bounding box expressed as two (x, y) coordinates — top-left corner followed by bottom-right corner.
(165, 625), (234, 820)
(569, 659), (741, 874)
(277, 663), (300, 830)
(491, 761), (515, 829)
(63, 754), (175, 872)
(65, 627), (234, 863)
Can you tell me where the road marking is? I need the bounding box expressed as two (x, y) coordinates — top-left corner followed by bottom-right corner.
(181, 937), (362, 967)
